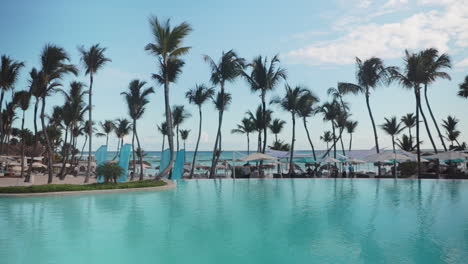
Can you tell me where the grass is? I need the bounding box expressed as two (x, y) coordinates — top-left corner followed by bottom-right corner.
(0, 180), (167, 194)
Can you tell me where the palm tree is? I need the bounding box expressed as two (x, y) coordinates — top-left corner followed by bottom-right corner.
(401, 113), (416, 139)
(380, 117), (404, 178)
(179, 129), (190, 150)
(0, 55), (24, 152)
(271, 85), (310, 176)
(78, 44), (111, 183)
(204, 50), (244, 178)
(157, 121), (169, 153)
(297, 90), (320, 160)
(396, 134), (417, 152)
(269, 119), (286, 143)
(209, 91), (233, 177)
(442, 116), (461, 148)
(319, 100), (342, 158)
(420, 48), (451, 151)
(185, 84), (214, 178)
(243, 55), (286, 155)
(146, 16), (192, 179)
(345, 120), (358, 152)
(338, 57), (395, 154)
(114, 118), (132, 158)
(172, 105), (191, 151)
(96, 120), (115, 146)
(1, 102), (17, 151)
(25, 68), (42, 182)
(320, 131), (333, 152)
(38, 44), (78, 183)
(12, 91), (30, 177)
(247, 105), (272, 154)
(458, 76), (468, 98)
(121, 79), (154, 181)
(232, 117), (256, 155)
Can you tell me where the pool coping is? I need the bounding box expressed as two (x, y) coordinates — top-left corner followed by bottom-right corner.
(0, 179), (176, 198)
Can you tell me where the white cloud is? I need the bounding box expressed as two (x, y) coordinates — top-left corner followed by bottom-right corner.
(455, 57), (468, 67)
(285, 0), (468, 65)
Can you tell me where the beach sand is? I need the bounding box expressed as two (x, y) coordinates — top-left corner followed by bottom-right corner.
(0, 174), (96, 187)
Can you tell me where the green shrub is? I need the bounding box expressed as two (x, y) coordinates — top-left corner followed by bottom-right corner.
(96, 163), (124, 183)
(0, 180), (166, 193)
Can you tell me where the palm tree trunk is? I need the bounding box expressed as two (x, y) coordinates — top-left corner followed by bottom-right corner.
(106, 133), (109, 146)
(0, 90), (5, 153)
(365, 89), (380, 153)
(261, 90), (267, 154)
(321, 125), (345, 159)
(59, 125), (70, 179)
(392, 135), (396, 179)
(289, 113), (296, 176)
(85, 74), (94, 183)
(408, 127), (412, 140)
(161, 135), (165, 152)
(78, 135), (88, 163)
(424, 84), (447, 151)
(131, 127), (136, 180)
(20, 111), (26, 178)
(176, 125), (180, 152)
(339, 128), (346, 156)
(247, 133), (250, 155)
(40, 97), (54, 184)
(134, 121), (144, 181)
(415, 87), (421, 178)
(332, 123), (336, 159)
(190, 107), (203, 178)
(418, 95), (438, 153)
(26, 99), (39, 182)
(158, 76), (175, 179)
(209, 110), (222, 178)
(348, 133), (353, 152)
(303, 117), (317, 160)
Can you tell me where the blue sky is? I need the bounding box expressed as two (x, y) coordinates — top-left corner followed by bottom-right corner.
(1, 0), (467, 151)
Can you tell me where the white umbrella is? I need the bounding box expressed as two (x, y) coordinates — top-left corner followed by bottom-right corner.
(426, 151), (468, 161)
(32, 162), (47, 168)
(347, 158), (366, 164)
(365, 152), (411, 162)
(321, 156), (341, 163)
(237, 152), (277, 162)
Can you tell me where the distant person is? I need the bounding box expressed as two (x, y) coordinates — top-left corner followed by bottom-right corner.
(348, 164), (355, 177)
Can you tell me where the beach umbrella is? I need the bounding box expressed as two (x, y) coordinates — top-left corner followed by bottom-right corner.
(52, 163), (71, 168)
(347, 158), (366, 164)
(294, 158), (318, 163)
(321, 156), (341, 163)
(236, 152), (277, 162)
(32, 162), (47, 168)
(364, 152), (412, 163)
(426, 151), (468, 162)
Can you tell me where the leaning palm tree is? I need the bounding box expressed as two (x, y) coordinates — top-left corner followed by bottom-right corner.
(157, 121), (169, 153)
(319, 100), (342, 158)
(338, 57), (395, 154)
(172, 105), (191, 151)
(96, 120), (115, 146)
(271, 85), (310, 176)
(209, 91), (233, 178)
(114, 118), (132, 158)
(232, 117), (256, 155)
(38, 44), (78, 183)
(442, 116), (461, 148)
(185, 84), (214, 178)
(179, 129), (190, 150)
(0, 55), (24, 153)
(121, 79), (154, 181)
(146, 16), (192, 179)
(13, 90), (30, 177)
(203, 50), (244, 178)
(458, 76), (468, 98)
(269, 119), (286, 143)
(401, 113), (416, 140)
(78, 44), (111, 183)
(243, 55), (286, 154)
(345, 120), (358, 152)
(420, 48), (451, 151)
(297, 90), (320, 160)
(380, 117), (404, 178)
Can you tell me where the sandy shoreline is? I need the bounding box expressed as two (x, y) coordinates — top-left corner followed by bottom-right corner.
(0, 174), (97, 187)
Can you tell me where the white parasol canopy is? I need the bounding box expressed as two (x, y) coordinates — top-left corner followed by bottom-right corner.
(426, 151), (468, 161)
(321, 156), (341, 163)
(237, 152), (277, 162)
(346, 158), (366, 164)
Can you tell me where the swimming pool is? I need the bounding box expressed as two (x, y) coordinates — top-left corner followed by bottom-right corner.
(1, 179), (467, 263)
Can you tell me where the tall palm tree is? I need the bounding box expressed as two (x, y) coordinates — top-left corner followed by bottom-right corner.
(247, 105), (272, 154)
(380, 117), (404, 178)
(243, 55), (286, 155)
(397, 134), (417, 152)
(121, 79), (154, 181)
(319, 100), (341, 158)
(442, 116), (461, 148)
(157, 121), (169, 153)
(232, 117), (256, 155)
(420, 48), (451, 151)
(96, 120), (115, 146)
(269, 118), (286, 143)
(204, 50), (244, 178)
(401, 113), (416, 140)
(185, 84), (214, 178)
(458, 76), (468, 98)
(297, 90), (320, 160)
(209, 91), (233, 177)
(78, 44), (111, 183)
(114, 118), (132, 158)
(338, 57), (395, 154)
(0, 55), (24, 153)
(146, 16), (192, 179)
(179, 129), (190, 150)
(345, 120), (358, 152)
(172, 105), (191, 151)
(320, 131), (333, 152)
(13, 90), (30, 177)
(1, 102), (17, 151)
(38, 44), (78, 183)
(271, 85), (310, 176)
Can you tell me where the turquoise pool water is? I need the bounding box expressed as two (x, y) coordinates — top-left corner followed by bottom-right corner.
(1, 179), (467, 264)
